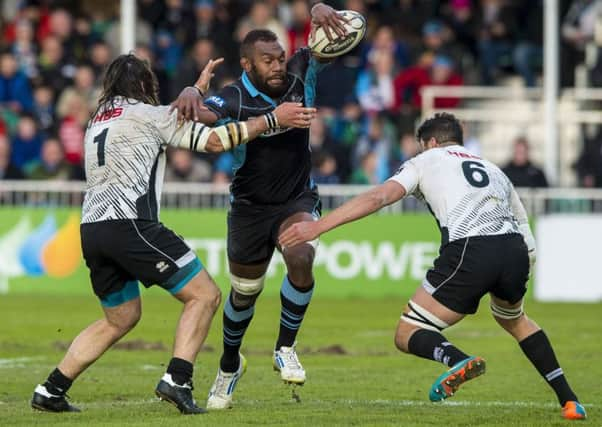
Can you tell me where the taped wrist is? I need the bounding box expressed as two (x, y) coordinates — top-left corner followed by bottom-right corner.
(212, 121), (249, 151)
(263, 112), (278, 130)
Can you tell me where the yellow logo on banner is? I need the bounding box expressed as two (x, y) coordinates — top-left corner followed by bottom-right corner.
(41, 214), (81, 277)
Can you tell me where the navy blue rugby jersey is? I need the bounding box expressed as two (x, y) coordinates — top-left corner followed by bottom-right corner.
(204, 48), (325, 205)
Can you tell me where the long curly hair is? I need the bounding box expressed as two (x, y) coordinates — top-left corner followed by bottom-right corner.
(92, 54), (159, 120)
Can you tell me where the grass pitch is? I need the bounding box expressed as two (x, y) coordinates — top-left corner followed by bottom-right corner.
(1, 292), (599, 426)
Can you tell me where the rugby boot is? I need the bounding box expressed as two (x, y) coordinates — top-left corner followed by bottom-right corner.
(155, 374), (206, 414)
(207, 354), (247, 410)
(562, 401), (587, 420)
(274, 342), (306, 385)
(31, 384), (80, 412)
(429, 356), (486, 402)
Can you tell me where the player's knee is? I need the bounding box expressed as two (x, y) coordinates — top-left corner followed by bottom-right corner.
(204, 282), (222, 312)
(284, 248), (314, 279)
(394, 328), (411, 353)
(108, 310), (141, 334)
(490, 300), (524, 331)
(230, 273), (264, 308)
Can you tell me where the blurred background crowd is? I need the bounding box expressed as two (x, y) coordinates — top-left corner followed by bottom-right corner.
(2, 0), (600, 188)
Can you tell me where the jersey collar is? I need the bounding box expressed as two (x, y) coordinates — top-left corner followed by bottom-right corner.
(241, 71), (277, 106)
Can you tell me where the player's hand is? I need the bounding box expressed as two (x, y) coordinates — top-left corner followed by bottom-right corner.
(279, 221), (320, 249)
(194, 57), (224, 94)
(310, 3), (348, 41)
(273, 102), (316, 129)
(170, 87), (208, 121)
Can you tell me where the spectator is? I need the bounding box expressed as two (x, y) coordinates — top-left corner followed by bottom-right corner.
(11, 114), (43, 170)
(37, 36), (73, 95)
(390, 131), (420, 173)
(134, 45), (170, 105)
(502, 137), (548, 188)
(26, 137), (73, 180)
(0, 51), (33, 113)
(361, 25), (410, 71)
(287, 0), (311, 57)
(153, 29), (183, 78)
(32, 85), (56, 134)
(441, 0), (479, 59)
(56, 64), (99, 120)
(12, 19), (38, 79)
(477, 0), (518, 85)
(513, 0), (543, 87)
(89, 41), (111, 82)
(0, 134), (24, 179)
(356, 49), (396, 114)
(236, 1), (289, 54)
(57, 95), (87, 166)
(350, 150), (379, 184)
(393, 55), (463, 111)
(312, 151), (340, 184)
(165, 148), (212, 182)
(158, 0), (196, 46)
(171, 39), (222, 99)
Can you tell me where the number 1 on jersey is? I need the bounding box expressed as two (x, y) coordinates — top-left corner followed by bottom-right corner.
(462, 160), (490, 187)
(94, 128), (108, 166)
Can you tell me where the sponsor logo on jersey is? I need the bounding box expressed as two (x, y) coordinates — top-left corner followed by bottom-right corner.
(260, 126), (293, 137)
(92, 107), (123, 124)
(155, 261), (170, 273)
(205, 96), (225, 108)
(288, 94), (304, 103)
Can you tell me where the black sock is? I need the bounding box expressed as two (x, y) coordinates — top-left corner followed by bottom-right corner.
(43, 368), (73, 396)
(166, 357), (193, 386)
(519, 329), (578, 406)
(221, 292), (255, 372)
(275, 276), (314, 350)
(407, 329), (470, 367)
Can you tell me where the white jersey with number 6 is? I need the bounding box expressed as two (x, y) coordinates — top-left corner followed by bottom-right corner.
(388, 144), (520, 244)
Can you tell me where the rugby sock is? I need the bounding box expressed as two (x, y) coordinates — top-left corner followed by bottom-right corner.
(407, 329), (470, 367)
(43, 368), (73, 396)
(519, 329), (578, 405)
(275, 276), (314, 349)
(166, 357), (193, 386)
(221, 292), (255, 372)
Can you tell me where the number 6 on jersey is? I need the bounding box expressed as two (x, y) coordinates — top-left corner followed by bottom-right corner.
(462, 160), (489, 188)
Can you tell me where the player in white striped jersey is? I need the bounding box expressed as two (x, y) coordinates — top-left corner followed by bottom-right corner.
(280, 113), (586, 420)
(31, 54), (316, 415)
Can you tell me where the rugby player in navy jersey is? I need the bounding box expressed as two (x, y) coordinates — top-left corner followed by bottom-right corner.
(173, 2), (349, 409)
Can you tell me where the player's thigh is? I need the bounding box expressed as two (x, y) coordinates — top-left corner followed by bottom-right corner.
(114, 220), (205, 296)
(81, 221), (141, 309)
(491, 233), (530, 305)
(227, 206), (277, 267)
(424, 237), (500, 316)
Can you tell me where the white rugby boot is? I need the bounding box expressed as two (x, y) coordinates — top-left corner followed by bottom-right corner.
(206, 354), (246, 410)
(273, 343), (306, 384)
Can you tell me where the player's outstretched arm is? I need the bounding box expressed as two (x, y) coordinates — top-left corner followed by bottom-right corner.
(172, 102), (316, 153)
(279, 180), (406, 248)
(170, 58), (224, 123)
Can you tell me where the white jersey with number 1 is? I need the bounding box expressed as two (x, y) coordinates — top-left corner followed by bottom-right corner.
(388, 144), (520, 244)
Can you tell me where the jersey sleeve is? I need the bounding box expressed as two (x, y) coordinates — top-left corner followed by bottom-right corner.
(203, 85), (241, 120)
(387, 159), (420, 195)
(150, 105), (210, 149)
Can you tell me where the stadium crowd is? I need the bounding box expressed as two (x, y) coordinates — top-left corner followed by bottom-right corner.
(1, 0), (598, 187)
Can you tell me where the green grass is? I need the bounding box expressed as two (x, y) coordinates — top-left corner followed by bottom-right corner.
(1, 293), (599, 426)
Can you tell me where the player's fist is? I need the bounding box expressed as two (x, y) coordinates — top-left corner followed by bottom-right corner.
(273, 102), (317, 129)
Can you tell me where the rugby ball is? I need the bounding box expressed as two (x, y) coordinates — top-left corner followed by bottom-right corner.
(309, 10), (366, 58)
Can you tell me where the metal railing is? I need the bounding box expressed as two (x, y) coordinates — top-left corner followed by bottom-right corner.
(2, 180), (602, 216)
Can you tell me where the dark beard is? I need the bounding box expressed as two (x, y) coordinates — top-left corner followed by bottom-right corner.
(248, 68), (287, 98)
